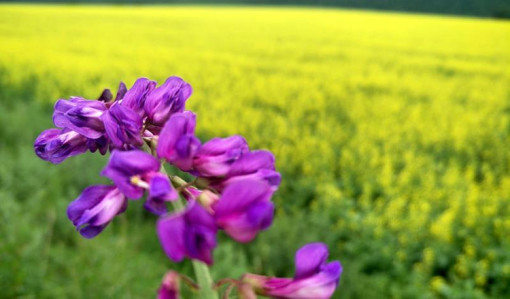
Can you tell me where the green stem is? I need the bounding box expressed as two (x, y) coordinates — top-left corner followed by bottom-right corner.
(164, 168), (219, 299)
(191, 259), (219, 299)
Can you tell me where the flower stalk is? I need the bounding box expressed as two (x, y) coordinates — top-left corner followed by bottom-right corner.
(165, 166), (219, 299)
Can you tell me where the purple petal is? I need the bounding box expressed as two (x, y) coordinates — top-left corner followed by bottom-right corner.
(144, 76), (192, 126)
(219, 201), (274, 243)
(157, 111), (200, 171)
(157, 211), (187, 263)
(87, 135), (109, 155)
(294, 243), (329, 280)
(157, 201), (217, 265)
(144, 199), (169, 216)
(115, 82), (128, 101)
(34, 128), (88, 164)
(53, 98), (106, 139)
(268, 261), (342, 299)
(67, 185), (127, 239)
(79, 224), (108, 238)
(211, 168), (282, 193)
(149, 173), (178, 201)
(121, 78), (157, 117)
(101, 103), (143, 148)
(186, 200), (217, 230)
(228, 150), (276, 176)
(213, 179), (272, 216)
(193, 135), (249, 177)
(145, 173), (178, 215)
(101, 150), (160, 199)
(106, 150), (160, 175)
(242, 244), (342, 299)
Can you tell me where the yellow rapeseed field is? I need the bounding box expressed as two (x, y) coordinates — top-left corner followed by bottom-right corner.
(1, 4), (510, 298)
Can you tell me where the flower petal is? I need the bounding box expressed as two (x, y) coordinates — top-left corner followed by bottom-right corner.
(294, 243), (329, 280)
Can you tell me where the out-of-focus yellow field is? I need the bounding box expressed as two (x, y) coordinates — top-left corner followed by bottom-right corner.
(1, 4), (510, 298)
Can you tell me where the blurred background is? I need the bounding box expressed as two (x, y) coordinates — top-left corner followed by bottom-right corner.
(1, 1), (509, 298)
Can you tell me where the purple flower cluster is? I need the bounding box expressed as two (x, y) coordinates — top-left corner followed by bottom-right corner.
(35, 77), (190, 163)
(34, 76), (281, 255)
(34, 76), (341, 298)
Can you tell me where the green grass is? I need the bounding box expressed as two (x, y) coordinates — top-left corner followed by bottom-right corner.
(1, 4), (510, 298)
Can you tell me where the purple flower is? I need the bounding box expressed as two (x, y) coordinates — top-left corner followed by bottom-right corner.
(213, 179), (274, 243)
(157, 271), (181, 299)
(101, 103), (143, 149)
(53, 97), (107, 139)
(67, 185), (127, 238)
(101, 150), (177, 213)
(101, 150), (161, 199)
(144, 172), (178, 216)
(157, 201), (217, 265)
(193, 135), (249, 177)
(242, 243), (342, 299)
(144, 76), (192, 126)
(121, 78), (156, 117)
(34, 128), (88, 164)
(209, 150), (281, 192)
(157, 111), (201, 171)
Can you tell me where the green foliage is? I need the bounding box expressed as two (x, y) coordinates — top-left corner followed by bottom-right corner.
(1, 4), (510, 298)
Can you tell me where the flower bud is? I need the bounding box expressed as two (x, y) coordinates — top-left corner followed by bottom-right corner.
(101, 103), (144, 149)
(53, 97), (107, 139)
(67, 185), (127, 238)
(157, 271), (181, 299)
(144, 76), (192, 126)
(121, 77), (156, 117)
(157, 111), (201, 171)
(34, 128), (88, 164)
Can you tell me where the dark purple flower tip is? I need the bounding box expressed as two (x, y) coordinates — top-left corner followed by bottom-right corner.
(121, 78), (157, 117)
(157, 111), (201, 171)
(144, 173), (178, 215)
(242, 243), (342, 299)
(97, 88), (113, 102)
(34, 128), (89, 164)
(67, 185), (127, 238)
(157, 271), (181, 299)
(87, 135), (110, 155)
(101, 150), (160, 199)
(157, 201), (217, 265)
(144, 76), (192, 126)
(101, 103), (143, 149)
(193, 135), (249, 177)
(116, 82), (128, 101)
(213, 179), (274, 242)
(53, 98), (107, 139)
